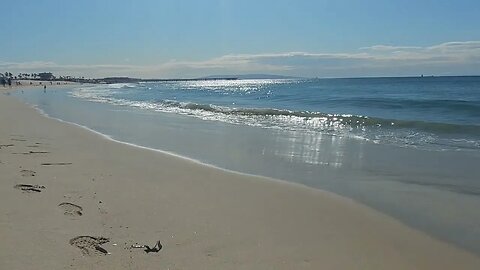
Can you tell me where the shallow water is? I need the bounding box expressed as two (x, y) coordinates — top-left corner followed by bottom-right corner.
(13, 80), (480, 255)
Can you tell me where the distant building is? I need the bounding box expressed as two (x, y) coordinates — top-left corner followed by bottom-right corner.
(38, 72), (55, 80)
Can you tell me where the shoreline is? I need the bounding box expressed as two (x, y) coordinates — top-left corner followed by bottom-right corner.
(16, 89), (320, 192)
(1, 90), (480, 269)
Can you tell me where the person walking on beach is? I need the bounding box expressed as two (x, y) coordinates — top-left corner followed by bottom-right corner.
(43, 85), (46, 93)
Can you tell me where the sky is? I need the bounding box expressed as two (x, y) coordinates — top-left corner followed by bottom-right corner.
(1, 0), (480, 78)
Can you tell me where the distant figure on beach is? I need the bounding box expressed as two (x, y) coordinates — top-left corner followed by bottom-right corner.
(43, 85), (47, 93)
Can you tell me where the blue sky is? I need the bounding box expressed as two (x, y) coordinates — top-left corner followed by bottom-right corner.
(1, 0), (480, 78)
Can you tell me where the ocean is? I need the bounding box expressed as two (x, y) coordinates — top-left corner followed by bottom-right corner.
(73, 76), (480, 152)
(13, 76), (480, 254)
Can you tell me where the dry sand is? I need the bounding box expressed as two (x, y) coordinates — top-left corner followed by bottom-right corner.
(1, 89), (480, 269)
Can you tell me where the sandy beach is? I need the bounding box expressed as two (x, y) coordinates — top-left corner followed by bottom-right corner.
(2, 80), (77, 89)
(1, 88), (480, 269)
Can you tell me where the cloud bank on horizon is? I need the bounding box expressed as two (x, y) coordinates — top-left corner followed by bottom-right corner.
(1, 41), (479, 79)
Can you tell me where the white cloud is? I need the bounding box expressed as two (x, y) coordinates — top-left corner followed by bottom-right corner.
(359, 45), (423, 51)
(1, 41), (479, 78)
(428, 41), (480, 51)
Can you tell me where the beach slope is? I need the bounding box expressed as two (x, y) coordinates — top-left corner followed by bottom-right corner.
(1, 91), (479, 269)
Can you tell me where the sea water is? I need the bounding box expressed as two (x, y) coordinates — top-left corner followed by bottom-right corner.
(13, 76), (480, 254)
(72, 76), (480, 152)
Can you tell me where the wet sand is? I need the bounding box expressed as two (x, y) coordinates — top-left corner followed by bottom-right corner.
(1, 90), (480, 269)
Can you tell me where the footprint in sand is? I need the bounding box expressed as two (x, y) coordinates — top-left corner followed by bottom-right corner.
(69, 236), (110, 256)
(58, 202), (83, 216)
(14, 184), (45, 193)
(20, 169), (36, 177)
(41, 162), (72, 166)
(13, 151), (50, 155)
(0, 144), (14, 149)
